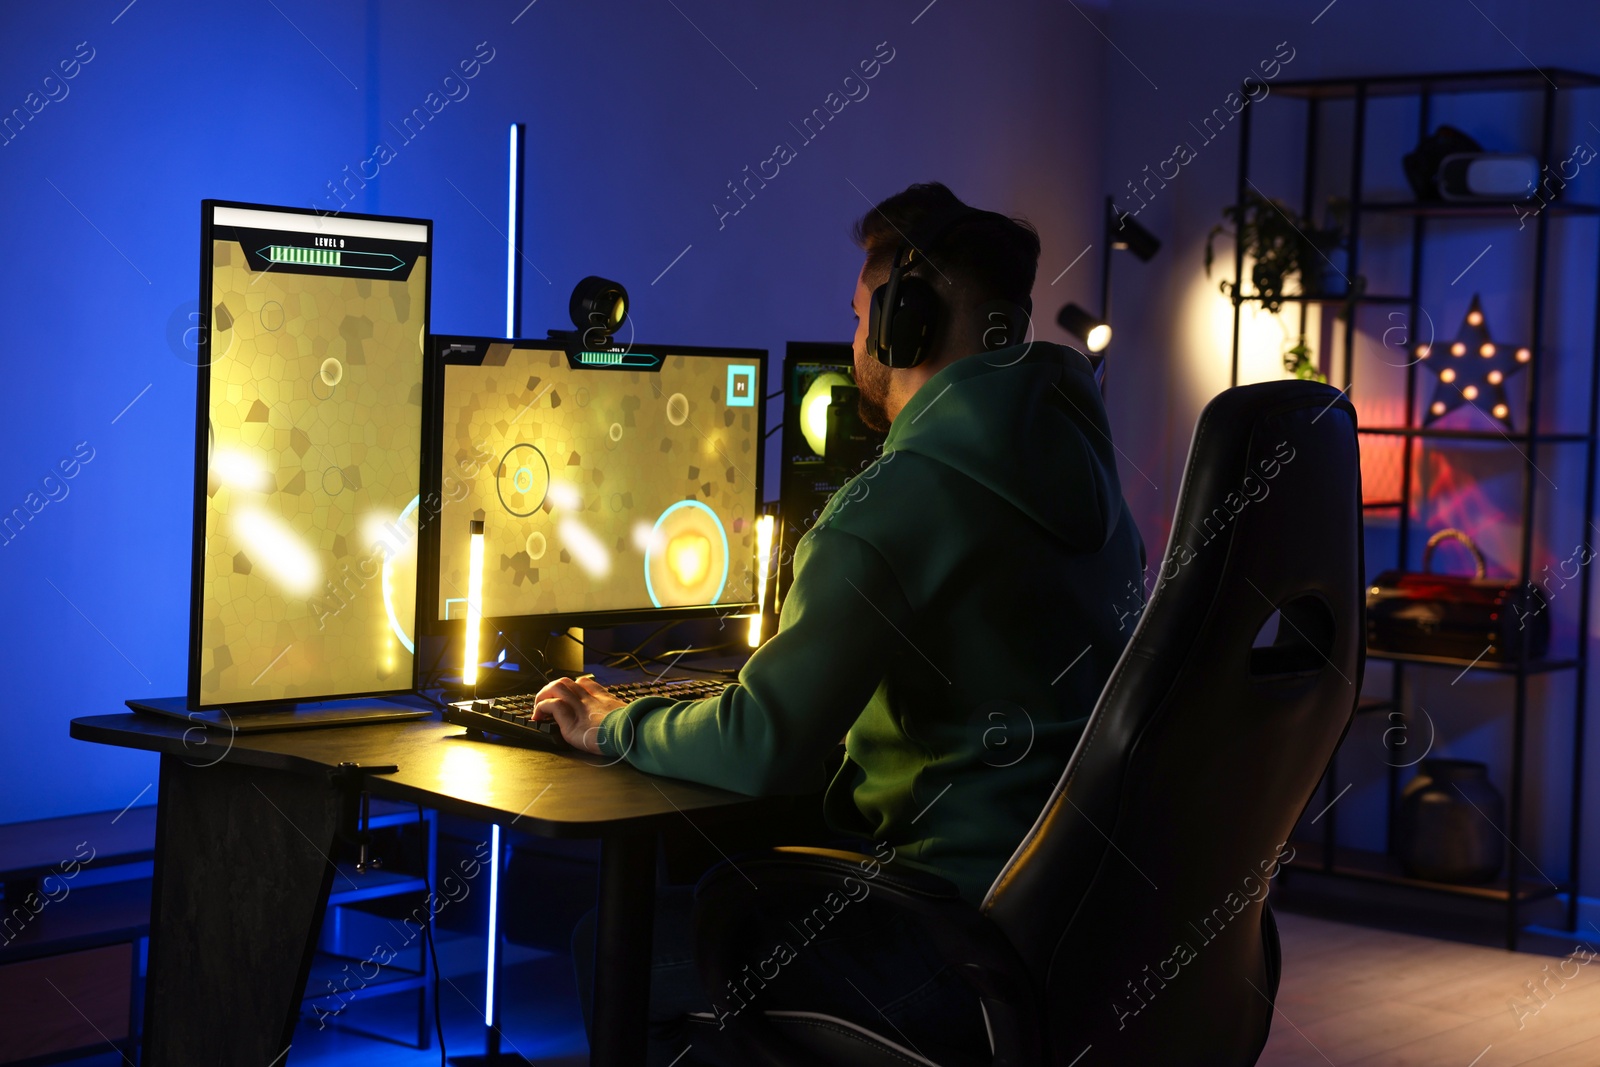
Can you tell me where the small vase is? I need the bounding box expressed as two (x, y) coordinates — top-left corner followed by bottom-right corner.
(1395, 759), (1505, 884)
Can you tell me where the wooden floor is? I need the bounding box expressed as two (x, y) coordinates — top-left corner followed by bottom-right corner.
(1259, 910), (1600, 1066)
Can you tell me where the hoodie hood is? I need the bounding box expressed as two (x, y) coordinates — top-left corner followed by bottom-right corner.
(883, 342), (1123, 552)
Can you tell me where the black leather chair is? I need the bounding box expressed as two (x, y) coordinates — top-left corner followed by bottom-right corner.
(688, 380), (1365, 1066)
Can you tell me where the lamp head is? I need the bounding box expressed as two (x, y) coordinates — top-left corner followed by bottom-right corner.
(1057, 303), (1112, 353)
(1108, 207), (1161, 262)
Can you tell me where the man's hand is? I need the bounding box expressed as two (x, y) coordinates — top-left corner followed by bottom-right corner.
(533, 675), (627, 755)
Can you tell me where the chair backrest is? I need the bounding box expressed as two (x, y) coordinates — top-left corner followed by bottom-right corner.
(982, 380), (1363, 1065)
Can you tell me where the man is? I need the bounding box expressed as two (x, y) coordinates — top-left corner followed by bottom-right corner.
(538, 181), (1145, 1062)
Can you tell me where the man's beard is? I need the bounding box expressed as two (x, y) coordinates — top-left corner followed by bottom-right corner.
(854, 357), (892, 433)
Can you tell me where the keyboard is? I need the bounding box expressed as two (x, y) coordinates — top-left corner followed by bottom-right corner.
(443, 676), (733, 749)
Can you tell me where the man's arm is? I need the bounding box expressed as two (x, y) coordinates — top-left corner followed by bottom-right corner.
(536, 527), (908, 795)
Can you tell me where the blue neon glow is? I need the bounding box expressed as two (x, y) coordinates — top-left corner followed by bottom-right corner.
(485, 823), (501, 1024)
(506, 122), (519, 338)
(643, 499), (730, 608)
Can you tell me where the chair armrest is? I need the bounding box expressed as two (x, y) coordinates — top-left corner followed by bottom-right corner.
(693, 847), (1042, 1067)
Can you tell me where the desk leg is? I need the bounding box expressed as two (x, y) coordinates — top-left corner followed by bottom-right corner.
(142, 756), (340, 1065)
(589, 830), (656, 1067)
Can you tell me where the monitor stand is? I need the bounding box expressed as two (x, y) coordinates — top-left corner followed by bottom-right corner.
(127, 694), (432, 733)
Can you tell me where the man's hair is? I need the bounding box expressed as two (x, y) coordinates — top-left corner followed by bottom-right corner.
(851, 182), (1040, 312)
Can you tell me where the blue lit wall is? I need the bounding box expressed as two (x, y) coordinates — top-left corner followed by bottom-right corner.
(0, 0), (1108, 822)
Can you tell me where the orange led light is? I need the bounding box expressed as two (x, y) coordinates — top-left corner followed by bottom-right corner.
(1467, 310), (1484, 326)
(1463, 385), (1480, 400)
(1451, 342), (1466, 357)
(1516, 348), (1532, 363)
(1493, 403), (1509, 419)
(1416, 344), (1431, 359)
(1488, 370), (1503, 385)
(1431, 401), (1447, 415)
(1440, 368), (1456, 383)
(1480, 342), (1496, 358)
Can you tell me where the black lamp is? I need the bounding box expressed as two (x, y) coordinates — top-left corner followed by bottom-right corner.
(1057, 303), (1111, 352)
(1057, 197), (1162, 356)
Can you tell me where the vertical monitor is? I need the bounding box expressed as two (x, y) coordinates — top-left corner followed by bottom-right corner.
(189, 201), (431, 707)
(421, 339), (766, 633)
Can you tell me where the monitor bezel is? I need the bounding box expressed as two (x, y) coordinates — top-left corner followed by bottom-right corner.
(417, 335), (769, 644)
(188, 199), (433, 710)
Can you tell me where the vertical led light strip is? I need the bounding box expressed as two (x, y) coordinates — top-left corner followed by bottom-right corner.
(464, 520), (484, 686)
(485, 822), (501, 1025)
(506, 122), (524, 338)
(748, 514), (775, 647)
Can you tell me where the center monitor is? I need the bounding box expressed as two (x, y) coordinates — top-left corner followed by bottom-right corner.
(420, 338), (767, 635)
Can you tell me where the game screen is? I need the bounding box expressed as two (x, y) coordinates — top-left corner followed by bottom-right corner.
(192, 203), (428, 707)
(435, 343), (764, 622)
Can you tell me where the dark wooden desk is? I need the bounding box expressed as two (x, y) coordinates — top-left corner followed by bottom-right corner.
(70, 713), (773, 1066)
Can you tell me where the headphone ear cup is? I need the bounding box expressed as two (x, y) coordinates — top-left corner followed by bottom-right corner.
(867, 281), (890, 362)
(883, 276), (941, 368)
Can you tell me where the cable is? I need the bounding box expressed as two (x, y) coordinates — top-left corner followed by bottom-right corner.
(415, 803), (447, 1065)
(653, 661), (742, 678)
(416, 633), (454, 707)
(764, 421), (783, 438)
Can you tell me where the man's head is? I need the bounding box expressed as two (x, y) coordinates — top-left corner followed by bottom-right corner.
(849, 182), (1040, 431)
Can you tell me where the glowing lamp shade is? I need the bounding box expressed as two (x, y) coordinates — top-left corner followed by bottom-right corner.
(748, 514), (775, 648)
(1057, 303), (1111, 353)
(464, 519), (485, 687)
(799, 371), (851, 457)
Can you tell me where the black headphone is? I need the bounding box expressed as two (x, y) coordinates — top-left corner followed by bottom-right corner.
(866, 206), (1032, 369)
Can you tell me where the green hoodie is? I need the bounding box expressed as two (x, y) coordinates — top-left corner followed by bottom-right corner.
(598, 342), (1145, 902)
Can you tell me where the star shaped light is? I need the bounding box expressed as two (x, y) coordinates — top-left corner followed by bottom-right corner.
(1415, 294), (1530, 430)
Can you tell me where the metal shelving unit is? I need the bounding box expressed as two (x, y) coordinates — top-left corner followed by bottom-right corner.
(1224, 67), (1600, 950)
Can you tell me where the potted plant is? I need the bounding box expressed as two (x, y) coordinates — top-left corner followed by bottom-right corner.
(1205, 191), (1363, 380)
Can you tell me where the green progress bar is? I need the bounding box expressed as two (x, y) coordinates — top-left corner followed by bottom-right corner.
(266, 245), (341, 266)
(575, 351), (659, 367)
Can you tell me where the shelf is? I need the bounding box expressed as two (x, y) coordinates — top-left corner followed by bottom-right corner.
(302, 951), (427, 1004)
(1358, 427), (1591, 443)
(1356, 697), (1394, 715)
(0, 807), (156, 883)
(1235, 292), (1410, 305)
(0, 879), (151, 964)
(1284, 840), (1564, 903)
(1367, 649), (1580, 674)
(1362, 500), (1404, 510)
(365, 798), (429, 830)
(327, 866), (428, 907)
(1272, 67), (1600, 100)
(1357, 199), (1600, 218)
